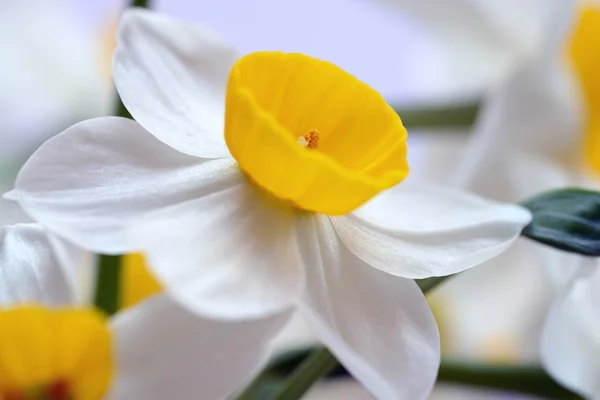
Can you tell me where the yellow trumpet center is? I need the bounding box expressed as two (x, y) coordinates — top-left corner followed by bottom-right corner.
(224, 51), (409, 215)
(569, 5), (600, 173)
(0, 306), (112, 400)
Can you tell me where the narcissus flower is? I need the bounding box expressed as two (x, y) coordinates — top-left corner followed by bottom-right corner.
(6, 9), (531, 399)
(0, 206), (289, 400)
(541, 260), (600, 399)
(455, 1), (600, 199)
(445, 2), (600, 393)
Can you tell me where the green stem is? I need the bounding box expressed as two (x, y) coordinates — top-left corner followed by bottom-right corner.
(238, 277), (451, 400)
(93, 255), (122, 316)
(93, 0), (151, 317)
(438, 360), (582, 399)
(263, 353), (581, 400)
(396, 102), (479, 129)
(132, 0), (151, 8)
(267, 348), (339, 400)
(234, 367), (280, 400)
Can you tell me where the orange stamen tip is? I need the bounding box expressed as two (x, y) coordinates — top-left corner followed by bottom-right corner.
(300, 129), (320, 149)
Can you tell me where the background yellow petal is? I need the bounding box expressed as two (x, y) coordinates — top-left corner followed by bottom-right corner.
(0, 306), (112, 400)
(570, 6), (600, 174)
(120, 253), (162, 310)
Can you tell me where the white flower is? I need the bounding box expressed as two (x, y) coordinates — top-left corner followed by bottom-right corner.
(541, 260), (600, 399)
(6, 9), (531, 399)
(453, 0), (596, 199)
(0, 201), (286, 400)
(440, 1), (600, 395)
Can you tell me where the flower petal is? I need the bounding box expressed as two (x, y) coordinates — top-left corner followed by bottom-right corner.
(114, 8), (237, 158)
(453, 1), (580, 198)
(332, 183), (531, 279)
(429, 239), (554, 363)
(127, 181), (303, 320)
(0, 196), (31, 226)
(45, 233), (96, 304)
(541, 266), (600, 399)
(7, 117), (239, 254)
(296, 215), (439, 400)
(108, 295), (291, 400)
(0, 223), (75, 305)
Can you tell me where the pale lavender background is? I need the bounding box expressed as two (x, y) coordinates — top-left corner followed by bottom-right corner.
(75, 0), (450, 104)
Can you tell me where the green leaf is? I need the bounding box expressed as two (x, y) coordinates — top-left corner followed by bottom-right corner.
(521, 188), (600, 256)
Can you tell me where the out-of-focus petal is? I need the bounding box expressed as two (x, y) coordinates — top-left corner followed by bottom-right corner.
(297, 215), (439, 400)
(7, 117), (239, 254)
(0, 223), (75, 305)
(454, 0), (580, 200)
(45, 233), (96, 304)
(108, 295), (292, 400)
(541, 267), (600, 399)
(114, 8), (237, 158)
(332, 183), (531, 279)
(429, 239), (555, 363)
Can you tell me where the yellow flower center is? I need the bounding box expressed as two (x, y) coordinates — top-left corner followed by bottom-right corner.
(0, 306), (112, 400)
(569, 5), (600, 173)
(120, 253), (162, 310)
(224, 51), (409, 215)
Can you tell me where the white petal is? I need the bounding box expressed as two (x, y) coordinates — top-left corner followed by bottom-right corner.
(7, 117), (239, 254)
(0, 223), (76, 305)
(114, 8), (237, 159)
(45, 233), (96, 304)
(128, 182), (303, 320)
(0, 196), (31, 226)
(296, 215), (439, 400)
(541, 266), (600, 399)
(453, 1), (580, 198)
(332, 183), (531, 279)
(429, 239), (555, 363)
(108, 295), (291, 400)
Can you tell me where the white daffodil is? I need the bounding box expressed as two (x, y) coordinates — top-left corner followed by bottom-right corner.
(369, 0), (557, 102)
(440, 1), (600, 396)
(6, 9), (531, 399)
(541, 260), (600, 399)
(453, 1), (600, 292)
(0, 202), (289, 400)
(454, 0), (597, 199)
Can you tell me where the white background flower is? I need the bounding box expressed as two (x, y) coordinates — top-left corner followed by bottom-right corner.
(6, 9), (532, 399)
(0, 200), (290, 400)
(424, 0), (600, 394)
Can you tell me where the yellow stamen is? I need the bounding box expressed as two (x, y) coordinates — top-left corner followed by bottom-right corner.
(298, 129), (320, 149)
(225, 52), (409, 215)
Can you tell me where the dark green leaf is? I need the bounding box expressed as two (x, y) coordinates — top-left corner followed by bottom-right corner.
(521, 188), (600, 256)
